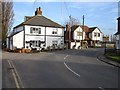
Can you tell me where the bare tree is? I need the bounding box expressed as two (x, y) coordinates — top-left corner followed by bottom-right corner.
(64, 16), (80, 27)
(1, 0), (14, 47)
(0, 1), (2, 40)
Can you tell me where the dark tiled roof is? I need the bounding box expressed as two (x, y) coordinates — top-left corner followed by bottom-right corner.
(14, 15), (64, 29)
(89, 27), (97, 33)
(89, 27), (102, 33)
(7, 30), (23, 38)
(71, 25), (79, 31)
(114, 32), (120, 35)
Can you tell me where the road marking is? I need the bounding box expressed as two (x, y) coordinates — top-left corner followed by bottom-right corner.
(64, 55), (69, 60)
(64, 62), (80, 77)
(7, 60), (24, 88)
(98, 87), (105, 90)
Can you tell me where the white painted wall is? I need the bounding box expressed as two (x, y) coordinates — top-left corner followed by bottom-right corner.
(73, 26), (85, 40)
(13, 31), (24, 49)
(116, 34), (120, 49)
(71, 42), (75, 49)
(92, 28), (102, 41)
(24, 25), (64, 49)
(46, 27), (64, 36)
(46, 36), (64, 48)
(75, 42), (81, 49)
(10, 25), (64, 50)
(25, 25), (45, 35)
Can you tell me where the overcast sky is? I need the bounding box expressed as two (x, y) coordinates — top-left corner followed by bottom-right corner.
(13, 1), (119, 35)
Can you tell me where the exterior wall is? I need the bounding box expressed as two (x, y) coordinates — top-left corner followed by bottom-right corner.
(73, 27), (85, 40)
(24, 25), (64, 50)
(46, 27), (64, 36)
(75, 42), (81, 49)
(91, 28), (102, 41)
(46, 36), (64, 49)
(116, 34), (120, 49)
(70, 42), (81, 49)
(45, 27), (64, 49)
(12, 31), (24, 49)
(25, 25), (45, 35)
(71, 42), (75, 49)
(25, 35), (45, 50)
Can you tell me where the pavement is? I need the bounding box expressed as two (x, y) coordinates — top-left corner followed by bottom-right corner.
(97, 54), (120, 68)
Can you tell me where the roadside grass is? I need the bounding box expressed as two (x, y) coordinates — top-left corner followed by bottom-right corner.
(106, 53), (120, 63)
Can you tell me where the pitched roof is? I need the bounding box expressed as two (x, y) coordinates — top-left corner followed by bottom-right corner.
(14, 15), (64, 29)
(114, 32), (120, 35)
(71, 25), (89, 32)
(71, 25), (79, 31)
(80, 25), (89, 33)
(89, 27), (102, 33)
(89, 27), (97, 33)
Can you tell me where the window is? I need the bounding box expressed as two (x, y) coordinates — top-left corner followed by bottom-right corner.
(94, 33), (97, 37)
(52, 29), (58, 34)
(98, 33), (100, 37)
(30, 27), (41, 34)
(117, 40), (119, 44)
(94, 32), (100, 37)
(38, 28), (41, 34)
(30, 27), (33, 33)
(30, 41), (40, 47)
(52, 41), (58, 47)
(77, 32), (82, 36)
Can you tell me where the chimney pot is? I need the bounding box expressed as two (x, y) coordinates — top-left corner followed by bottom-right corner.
(35, 7), (42, 16)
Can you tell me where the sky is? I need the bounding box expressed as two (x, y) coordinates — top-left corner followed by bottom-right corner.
(13, 1), (120, 35)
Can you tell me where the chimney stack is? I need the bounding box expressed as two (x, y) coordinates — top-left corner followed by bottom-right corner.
(66, 24), (70, 32)
(35, 7), (42, 16)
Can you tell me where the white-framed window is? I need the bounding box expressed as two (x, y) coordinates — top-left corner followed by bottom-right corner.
(77, 31), (82, 36)
(52, 28), (58, 34)
(94, 32), (100, 37)
(52, 41), (58, 46)
(30, 27), (41, 34)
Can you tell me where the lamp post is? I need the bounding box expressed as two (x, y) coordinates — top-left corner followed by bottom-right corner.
(104, 41), (106, 55)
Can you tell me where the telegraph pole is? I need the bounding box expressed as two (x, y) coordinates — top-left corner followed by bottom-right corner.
(69, 15), (71, 49)
(81, 15), (84, 48)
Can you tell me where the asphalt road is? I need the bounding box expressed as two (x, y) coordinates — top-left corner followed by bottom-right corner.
(2, 48), (119, 89)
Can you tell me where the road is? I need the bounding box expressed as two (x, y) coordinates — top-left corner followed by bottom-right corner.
(2, 48), (119, 89)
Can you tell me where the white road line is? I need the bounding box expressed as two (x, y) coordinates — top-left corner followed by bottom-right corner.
(7, 60), (20, 88)
(98, 87), (106, 90)
(64, 55), (69, 60)
(64, 62), (80, 77)
(7, 60), (24, 88)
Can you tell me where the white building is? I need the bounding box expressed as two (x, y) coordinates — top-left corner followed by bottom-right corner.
(7, 7), (65, 51)
(65, 25), (103, 49)
(89, 27), (103, 46)
(65, 25), (85, 49)
(115, 17), (120, 50)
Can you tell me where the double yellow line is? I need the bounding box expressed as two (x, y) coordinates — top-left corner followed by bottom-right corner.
(7, 60), (24, 89)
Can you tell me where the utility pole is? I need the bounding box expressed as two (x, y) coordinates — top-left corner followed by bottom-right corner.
(69, 15), (71, 49)
(81, 15), (84, 48)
